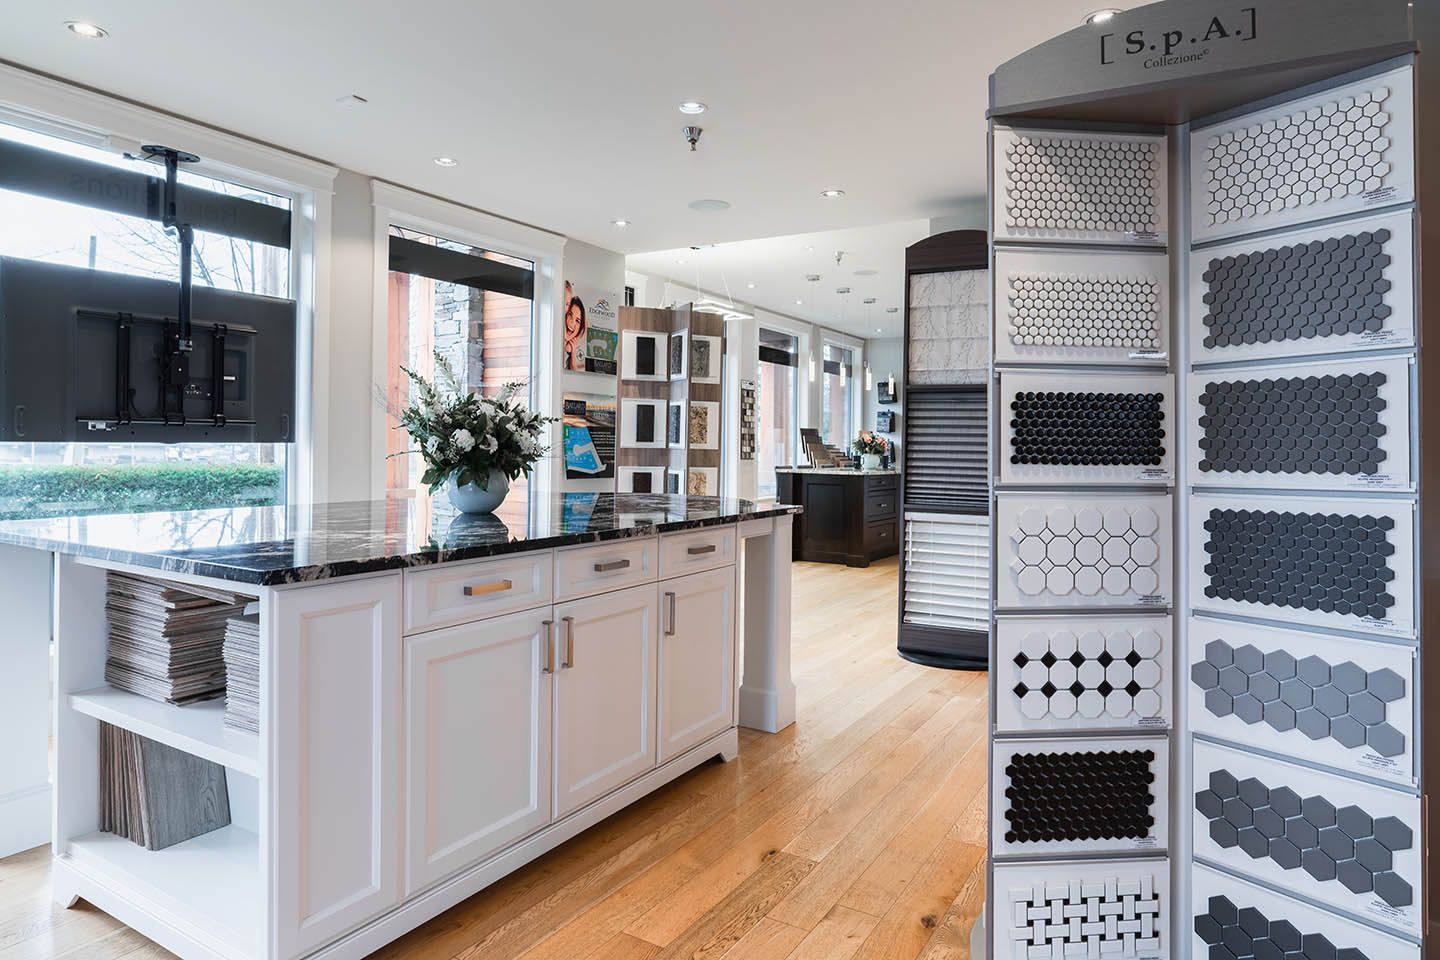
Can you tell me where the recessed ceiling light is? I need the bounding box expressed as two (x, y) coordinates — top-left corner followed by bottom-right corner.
(803, 245), (814, 252)
(795, 299), (803, 305)
(820, 189), (846, 199)
(746, 282), (757, 289)
(854, 269), (878, 277)
(433, 156), (459, 167)
(688, 198), (730, 212)
(64, 20), (108, 38)
(1085, 8), (1122, 23)
(678, 100), (708, 115)
(675, 258), (687, 265)
(610, 218), (631, 228)
(876, 327), (883, 333)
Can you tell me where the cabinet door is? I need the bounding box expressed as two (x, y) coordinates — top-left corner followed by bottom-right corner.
(553, 584), (658, 818)
(404, 607), (553, 893)
(658, 567), (736, 762)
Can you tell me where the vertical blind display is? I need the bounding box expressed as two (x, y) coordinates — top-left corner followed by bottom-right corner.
(903, 513), (990, 632)
(903, 387), (987, 510)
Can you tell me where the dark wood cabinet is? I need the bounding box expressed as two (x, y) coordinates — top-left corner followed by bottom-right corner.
(777, 471), (899, 567)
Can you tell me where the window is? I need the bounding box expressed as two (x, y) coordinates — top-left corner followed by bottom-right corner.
(0, 121), (293, 521)
(384, 226), (536, 516)
(821, 343), (855, 451)
(756, 329), (798, 500)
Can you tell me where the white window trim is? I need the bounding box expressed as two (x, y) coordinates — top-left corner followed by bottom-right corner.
(820, 334), (864, 450)
(370, 181), (564, 502)
(0, 63), (338, 507)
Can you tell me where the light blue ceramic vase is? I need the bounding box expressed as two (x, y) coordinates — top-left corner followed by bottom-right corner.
(446, 470), (510, 514)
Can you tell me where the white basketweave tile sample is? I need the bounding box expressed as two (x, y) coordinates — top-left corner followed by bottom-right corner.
(994, 126), (1168, 246)
(996, 493), (1173, 610)
(1191, 740), (1421, 936)
(1187, 354), (1413, 492)
(1189, 493), (1415, 638)
(1191, 65), (1416, 243)
(994, 248), (1169, 366)
(996, 614), (1172, 733)
(1000, 370), (1175, 486)
(1188, 616), (1415, 787)
(994, 858), (1170, 960)
(1188, 209), (1415, 363)
(1191, 863), (1418, 960)
(993, 736), (1169, 858)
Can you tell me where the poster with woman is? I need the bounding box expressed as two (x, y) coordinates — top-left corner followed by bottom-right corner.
(563, 281), (619, 374)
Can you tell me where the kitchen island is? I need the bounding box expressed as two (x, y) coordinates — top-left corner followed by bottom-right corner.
(776, 467), (899, 566)
(0, 493), (798, 960)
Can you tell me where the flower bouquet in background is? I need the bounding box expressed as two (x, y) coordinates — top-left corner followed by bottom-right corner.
(392, 352), (555, 513)
(853, 431), (889, 470)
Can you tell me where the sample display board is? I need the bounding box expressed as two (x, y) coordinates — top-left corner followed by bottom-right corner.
(987, 3), (1430, 957)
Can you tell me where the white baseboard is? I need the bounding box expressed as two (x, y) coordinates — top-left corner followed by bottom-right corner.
(0, 783), (51, 859)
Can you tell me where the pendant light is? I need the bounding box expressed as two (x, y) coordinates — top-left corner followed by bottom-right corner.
(864, 360), (873, 391)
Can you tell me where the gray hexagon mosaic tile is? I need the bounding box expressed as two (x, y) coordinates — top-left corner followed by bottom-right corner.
(999, 861), (1169, 960)
(1011, 625), (1165, 724)
(1191, 639), (1405, 758)
(1006, 271), (1162, 350)
(1195, 894), (1373, 960)
(998, 129), (1165, 243)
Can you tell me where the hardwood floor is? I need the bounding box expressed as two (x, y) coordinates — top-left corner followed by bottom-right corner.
(0, 557), (989, 960)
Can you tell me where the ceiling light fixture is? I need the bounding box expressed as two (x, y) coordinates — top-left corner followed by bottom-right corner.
(864, 361), (873, 392)
(746, 282), (757, 289)
(1085, 8), (1122, 24)
(854, 269), (878, 277)
(610, 218), (631, 228)
(64, 20), (108, 38)
(885, 307), (899, 314)
(433, 156), (458, 167)
(688, 198), (730, 212)
(675, 258), (687, 265)
(863, 297), (877, 305)
(795, 299), (803, 305)
(678, 100), (708, 115)
(820, 189), (846, 199)
(808, 356), (816, 383)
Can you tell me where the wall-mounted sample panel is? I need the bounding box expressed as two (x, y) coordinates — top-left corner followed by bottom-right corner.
(1189, 493), (1415, 638)
(993, 736), (1169, 858)
(993, 127), (1168, 246)
(616, 466), (665, 494)
(996, 614), (1172, 733)
(1191, 740), (1420, 937)
(994, 248), (1169, 366)
(994, 858), (1169, 960)
(619, 398), (666, 449)
(1191, 65), (1416, 243)
(996, 493), (1173, 610)
(1188, 617), (1415, 786)
(1188, 209), (1415, 363)
(1191, 863), (1418, 960)
(1188, 354), (1413, 491)
(620, 329), (668, 381)
(1000, 370), (1174, 486)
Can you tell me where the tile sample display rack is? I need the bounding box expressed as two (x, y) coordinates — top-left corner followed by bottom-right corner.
(985, 2), (1437, 957)
(614, 305), (726, 496)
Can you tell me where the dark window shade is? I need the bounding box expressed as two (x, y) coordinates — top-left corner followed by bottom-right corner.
(759, 345), (797, 367)
(387, 235), (534, 299)
(903, 386), (988, 512)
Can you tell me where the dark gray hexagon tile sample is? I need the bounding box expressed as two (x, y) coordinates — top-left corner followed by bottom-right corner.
(1192, 638), (1405, 757)
(1010, 390), (1166, 467)
(1195, 769), (1413, 907)
(1195, 894), (1374, 960)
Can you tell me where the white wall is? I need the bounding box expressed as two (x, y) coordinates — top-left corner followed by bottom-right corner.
(324, 170), (379, 502)
(863, 336), (904, 457)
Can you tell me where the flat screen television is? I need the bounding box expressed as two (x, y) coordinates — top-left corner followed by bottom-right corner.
(0, 257), (296, 443)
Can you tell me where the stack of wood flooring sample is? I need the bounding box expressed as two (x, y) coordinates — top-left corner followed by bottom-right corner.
(104, 573), (248, 705)
(222, 614), (261, 734)
(99, 721), (231, 850)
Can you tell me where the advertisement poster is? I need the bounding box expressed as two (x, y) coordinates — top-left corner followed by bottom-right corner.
(563, 280), (620, 375)
(562, 392), (616, 479)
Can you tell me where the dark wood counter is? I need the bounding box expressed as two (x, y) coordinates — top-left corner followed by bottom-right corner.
(776, 469), (899, 567)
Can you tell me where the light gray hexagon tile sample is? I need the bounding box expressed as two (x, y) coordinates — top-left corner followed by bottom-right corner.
(1191, 740), (1420, 937)
(996, 859), (1170, 960)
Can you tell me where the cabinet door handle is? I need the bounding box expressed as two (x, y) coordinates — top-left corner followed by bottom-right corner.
(541, 620), (555, 674)
(664, 591), (677, 637)
(463, 578), (513, 597)
(561, 616), (575, 668)
(686, 544), (717, 556)
(593, 558), (631, 573)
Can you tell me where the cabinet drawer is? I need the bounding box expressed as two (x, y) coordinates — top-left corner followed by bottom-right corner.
(404, 552), (553, 634)
(865, 490), (898, 519)
(866, 474), (898, 492)
(866, 519), (898, 549)
(555, 538), (658, 601)
(659, 526), (737, 580)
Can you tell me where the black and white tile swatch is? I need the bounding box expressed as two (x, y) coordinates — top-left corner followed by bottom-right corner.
(1192, 638), (1405, 757)
(1009, 501), (1166, 600)
(1001, 132), (1163, 238)
(1195, 894), (1372, 960)
(1012, 625), (1165, 723)
(1004, 749), (1156, 844)
(1005, 272), (1163, 350)
(1008, 872), (1164, 959)
(1195, 769), (1413, 908)
(1010, 390), (1165, 467)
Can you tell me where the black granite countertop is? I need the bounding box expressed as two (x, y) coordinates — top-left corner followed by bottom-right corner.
(0, 493), (800, 586)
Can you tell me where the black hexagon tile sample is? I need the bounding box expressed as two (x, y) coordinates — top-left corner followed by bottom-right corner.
(1010, 390), (1166, 467)
(1195, 894), (1373, 960)
(1191, 639), (1406, 757)
(1198, 372), (1388, 476)
(1202, 508), (1396, 619)
(1004, 749), (1155, 844)
(1196, 769), (1413, 907)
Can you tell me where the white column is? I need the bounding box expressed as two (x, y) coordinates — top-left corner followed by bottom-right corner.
(737, 516), (796, 732)
(0, 545), (54, 858)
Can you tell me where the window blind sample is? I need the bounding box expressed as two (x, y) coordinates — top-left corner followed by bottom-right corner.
(902, 387), (987, 511)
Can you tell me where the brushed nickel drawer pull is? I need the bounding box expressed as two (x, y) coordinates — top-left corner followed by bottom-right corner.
(686, 544), (717, 556)
(562, 616), (575, 668)
(664, 591), (677, 637)
(593, 558), (631, 573)
(541, 620), (555, 674)
(463, 578), (513, 597)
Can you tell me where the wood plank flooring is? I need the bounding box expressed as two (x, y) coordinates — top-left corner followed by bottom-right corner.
(0, 556), (989, 960)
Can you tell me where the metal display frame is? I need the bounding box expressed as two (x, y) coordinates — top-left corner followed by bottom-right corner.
(985, 2), (1435, 957)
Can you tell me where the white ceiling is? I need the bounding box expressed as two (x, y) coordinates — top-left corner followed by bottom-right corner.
(628, 219), (933, 339)
(0, 0), (1105, 255)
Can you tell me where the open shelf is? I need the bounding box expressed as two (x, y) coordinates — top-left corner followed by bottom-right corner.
(65, 825), (261, 958)
(69, 686), (260, 777)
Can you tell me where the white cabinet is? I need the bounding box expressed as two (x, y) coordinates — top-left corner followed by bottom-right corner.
(658, 567), (736, 762)
(552, 584), (658, 817)
(403, 608), (554, 894)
